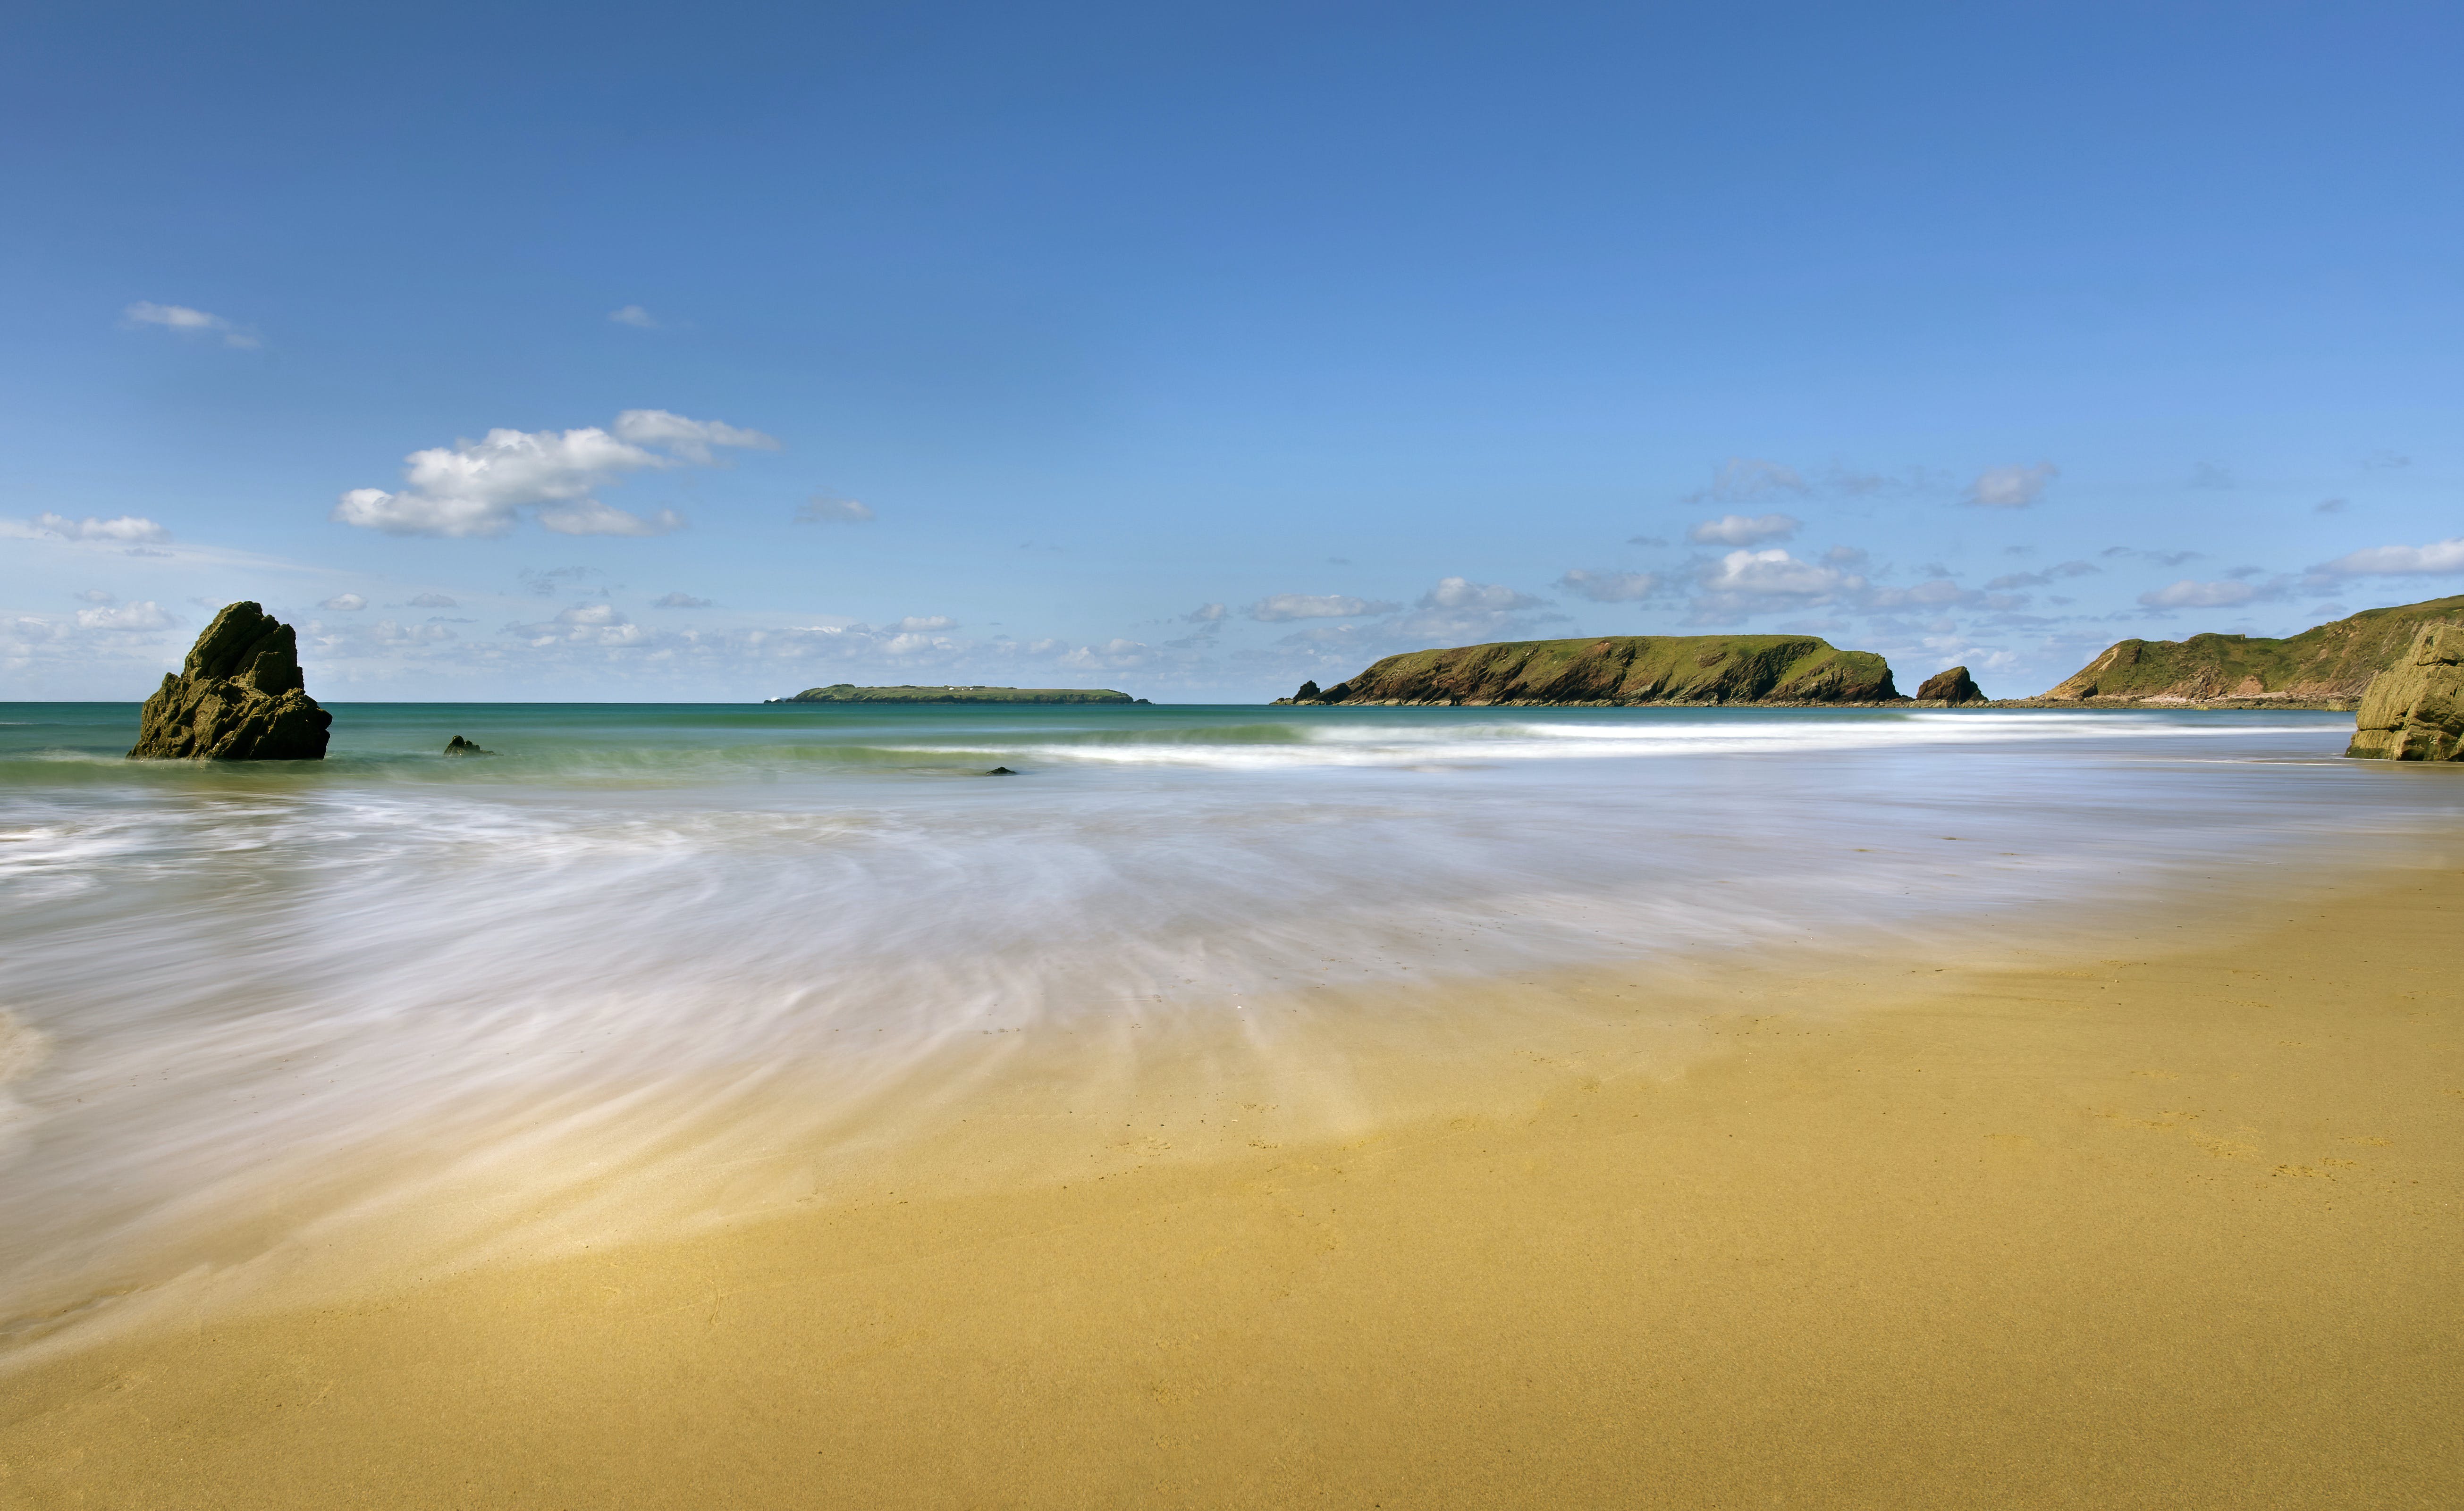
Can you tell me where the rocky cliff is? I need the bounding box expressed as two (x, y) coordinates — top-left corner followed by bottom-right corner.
(128, 602), (331, 760)
(2038, 595), (2464, 705)
(1917, 665), (1987, 705)
(2346, 623), (2464, 761)
(1286, 635), (1899, 706)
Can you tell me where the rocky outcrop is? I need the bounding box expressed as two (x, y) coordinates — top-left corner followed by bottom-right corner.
(772, 684), (1143, 704)
(443, 735), (494, 756)
(2039, 595), (2464, 705)
(127, 603), (331, 761)
(2346, 624), (2464, 761)
(1284, 635), (1899, 706)
(1916, 665), (1986, 705)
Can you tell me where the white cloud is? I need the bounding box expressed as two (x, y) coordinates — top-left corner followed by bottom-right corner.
(1416, 578), (1545, 612)
(122, 301), (259, 349)
(1963, 463), (2059, 508)
(16, 512), (170, 543)
(74, 589), (114, 604)
(797, 493), (876, 523)
(608, 305), (660, 328)
(558, 604), (624, 626)
(320, 592), (368, 611)
(1184, 602), (1228, 623)
(335, 411), (772, 537)
(370, 619), (456, 646)
(2310, 537), (2464, 576)
(1687, 512), (1800, 546)
(2139, 579), (2256, 609)
(893, 615), (954, 631)
(653, 592), (712, 609)
(1057, 638), (1150, 671)
(75, 600), (171, 630)
(407, 592), (458, 607)
(609, 409), (779, 464)
(1249, 593), (1397, 621)
(1683, 458), (1806, 504)
(1702, 549), (1851, 598)
(1556, 569), (1657, 603)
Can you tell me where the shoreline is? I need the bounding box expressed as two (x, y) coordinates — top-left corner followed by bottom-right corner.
(3, 857), (2459, 1506)
(1274, 696), (2363, 710)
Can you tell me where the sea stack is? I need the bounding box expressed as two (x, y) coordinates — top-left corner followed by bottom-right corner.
(1916, 665), (1987, 705)
(2346, 623), (2464, 761)
(127, 602), (331, 761)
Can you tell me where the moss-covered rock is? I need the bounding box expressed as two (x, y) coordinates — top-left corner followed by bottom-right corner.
(1916, 665), (1986, 705)
(1290, 635), (1899, 706)
(2346, 623), (2464, 761)
(127, 603), (330, 761)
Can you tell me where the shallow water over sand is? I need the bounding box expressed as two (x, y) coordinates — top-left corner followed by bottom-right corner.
(2, 700), (2458, 1345)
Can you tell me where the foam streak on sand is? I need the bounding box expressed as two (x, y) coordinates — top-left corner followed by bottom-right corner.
(2, 860), (2460, 1507)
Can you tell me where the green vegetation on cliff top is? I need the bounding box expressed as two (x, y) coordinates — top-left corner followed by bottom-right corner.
(771, 684), (1141, 705)
(1293, 634), (1899, 706)
(2043, 595), (2464, 701)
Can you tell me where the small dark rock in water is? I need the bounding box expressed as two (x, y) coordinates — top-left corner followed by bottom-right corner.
(1916, 665), (1988, 705)
(443, 735), (496, 757)
(987, 766), (1018, 775)
(127, 601), (331, 761)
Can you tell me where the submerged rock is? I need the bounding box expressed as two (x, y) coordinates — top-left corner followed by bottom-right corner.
(2346, 623), (2464, 761)
(127, 602), (330, 761)
(986, 765), (1018, 775)
(443, 735), (495, 757)
(1916, 665), (1987, 705)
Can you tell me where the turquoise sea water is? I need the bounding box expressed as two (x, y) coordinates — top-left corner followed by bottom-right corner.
(2, 700), (2459, 1341)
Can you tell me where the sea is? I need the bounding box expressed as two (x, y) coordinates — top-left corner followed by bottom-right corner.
(3, 699), (2459, 1349)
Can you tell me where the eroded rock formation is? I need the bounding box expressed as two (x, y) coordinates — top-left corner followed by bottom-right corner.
(1917, 665), (1987, 705)
(128, 602), (331, 761)
(2347, 623), (2464, 761)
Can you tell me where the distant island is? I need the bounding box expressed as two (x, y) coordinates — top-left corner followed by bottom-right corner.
(767, 684), (1148, 705)
(1278, 634), (1900, 706)
(2013, 594), (2464, 710)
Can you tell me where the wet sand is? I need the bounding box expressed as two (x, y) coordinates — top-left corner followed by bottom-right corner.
(3, 868), (2459, 1508)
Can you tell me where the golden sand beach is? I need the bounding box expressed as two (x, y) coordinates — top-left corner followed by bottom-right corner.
(4, 865), (2458, 1509)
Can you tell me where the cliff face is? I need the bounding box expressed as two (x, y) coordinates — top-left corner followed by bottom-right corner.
(2040, 595), (2464, 703)
(2347, 623), (2464, 761)
(1291, 635), (1899, 706)
(128, 602), (331, 760)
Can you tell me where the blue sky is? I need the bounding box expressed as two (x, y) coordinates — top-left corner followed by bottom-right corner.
(3, 0), (2458, 701)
